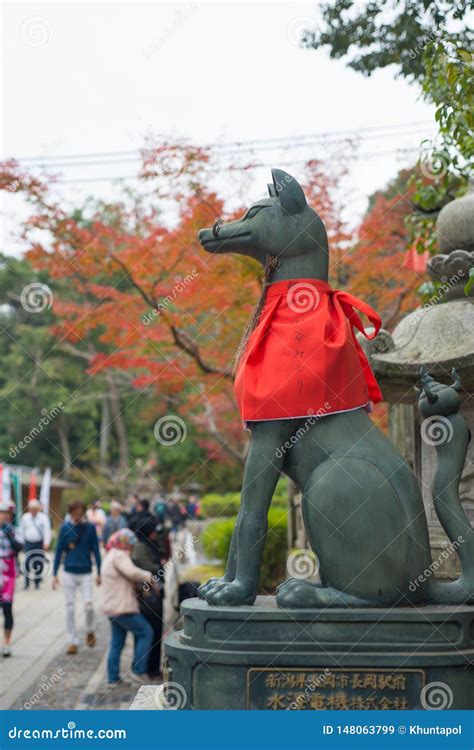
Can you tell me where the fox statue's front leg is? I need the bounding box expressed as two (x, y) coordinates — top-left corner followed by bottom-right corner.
(197, 516), (237, 597)
(198, 421), (289, 606)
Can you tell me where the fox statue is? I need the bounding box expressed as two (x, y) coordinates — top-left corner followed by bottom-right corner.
(197, 168), (474, 609)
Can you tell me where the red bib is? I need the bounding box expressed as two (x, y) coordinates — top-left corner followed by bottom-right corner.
(234, 279), (383, 423)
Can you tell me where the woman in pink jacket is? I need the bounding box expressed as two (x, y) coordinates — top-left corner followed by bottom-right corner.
(0, 502), (21, 657)
(102, 529), (153, 687)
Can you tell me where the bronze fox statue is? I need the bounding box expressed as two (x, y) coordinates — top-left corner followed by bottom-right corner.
(197, 168), (474, 608)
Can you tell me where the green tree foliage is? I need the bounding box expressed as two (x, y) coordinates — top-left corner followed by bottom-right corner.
(304, 1), (474, 253)
(0, 255), (99, 476)
(0, 254), (224, 493)
(409, 40), (474, 251)
(303, 1), (473, 82)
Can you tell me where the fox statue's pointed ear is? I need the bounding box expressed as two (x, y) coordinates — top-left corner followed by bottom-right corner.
(271, 168), (307, 214)
(267, 184), (277, 197)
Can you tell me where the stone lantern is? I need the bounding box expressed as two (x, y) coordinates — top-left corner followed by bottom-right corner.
(368, 184), (474, 575)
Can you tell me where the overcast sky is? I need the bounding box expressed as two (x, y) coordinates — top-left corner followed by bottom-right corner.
(1, 1), (436, 252)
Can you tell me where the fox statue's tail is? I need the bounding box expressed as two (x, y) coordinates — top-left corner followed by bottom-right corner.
(417, 369), (474, 604)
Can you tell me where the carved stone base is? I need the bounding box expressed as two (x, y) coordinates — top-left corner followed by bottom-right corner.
(163, 596), (474, 710)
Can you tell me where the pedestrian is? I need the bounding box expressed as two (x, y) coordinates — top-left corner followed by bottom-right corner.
(186, 494), (200, 520)
(165, 497), (186, 534)
(19, 499), (52, 590)
(132, 518), (169, 677)
(86, 500), (107, 543)
(52, 500), (101, 655)
(153, 494), (167, 523)
(127, 498), (153, 533)
(102, 500), (127, 545)
(126, 493), (140, 517)
(0, 502), (22, 657)
(101, 529), (154, 688)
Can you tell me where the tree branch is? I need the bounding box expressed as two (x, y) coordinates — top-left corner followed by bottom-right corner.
(170, 324), (232, 379)
(202, 395), (247, 463)
(108, 251), (157, 309)
(109, 251), (232, 379)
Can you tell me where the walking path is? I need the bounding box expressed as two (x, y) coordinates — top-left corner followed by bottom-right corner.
(1, 582), (156, 710)
(1, 530), (205, 710)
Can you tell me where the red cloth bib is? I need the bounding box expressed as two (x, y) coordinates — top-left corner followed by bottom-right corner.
(234, 279), (383, 423)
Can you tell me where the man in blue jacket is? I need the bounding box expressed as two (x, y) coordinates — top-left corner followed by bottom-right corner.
(53, 500), (102, 655)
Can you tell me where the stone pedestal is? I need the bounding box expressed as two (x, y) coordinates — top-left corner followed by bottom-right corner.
(163, 596), (474, 710)
(129, 685), (159, 710)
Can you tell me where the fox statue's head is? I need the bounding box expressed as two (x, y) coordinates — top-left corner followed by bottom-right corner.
(198, 169), (329, 276)
(416, 367), (462, 419)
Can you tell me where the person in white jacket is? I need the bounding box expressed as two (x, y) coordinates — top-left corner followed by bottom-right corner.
(19, 500), (51, 590)
(101, 528), (154, 687)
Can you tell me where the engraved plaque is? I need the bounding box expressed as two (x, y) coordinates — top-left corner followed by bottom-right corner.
(246, 667), (425, 710)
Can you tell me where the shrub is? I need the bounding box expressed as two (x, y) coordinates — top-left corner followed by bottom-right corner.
(200, 493), (241, 518)
(200, 482), (288, 519)
(273, 477), (290, 504)
(201, 507), (288, 592)
(201, 517), (235, 560)
(261, 508), (288, 590)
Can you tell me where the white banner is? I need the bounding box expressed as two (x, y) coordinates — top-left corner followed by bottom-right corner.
(2, 464), (11, 503)
(39, 467), (52, 513)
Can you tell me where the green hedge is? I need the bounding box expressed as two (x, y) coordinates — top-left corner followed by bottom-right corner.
(200, 493), (241, 518)
(200, 479), (289, 519)
(201, 507), (288, 592)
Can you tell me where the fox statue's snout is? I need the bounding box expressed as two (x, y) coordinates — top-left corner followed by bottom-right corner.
(198, 168), (329, 266)
(198, 216), (255, 258)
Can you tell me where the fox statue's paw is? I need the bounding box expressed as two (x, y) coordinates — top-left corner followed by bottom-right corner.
(197, 578), (221, 598)
(276, 578), (323, 608)
(277, 578), (378, 608)
(203, 580), (256, 607)
(197, 576), (232, 599)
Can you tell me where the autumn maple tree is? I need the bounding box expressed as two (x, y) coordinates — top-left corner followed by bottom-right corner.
(348, 167), (429, 330)
(0, 142), (355, 471)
